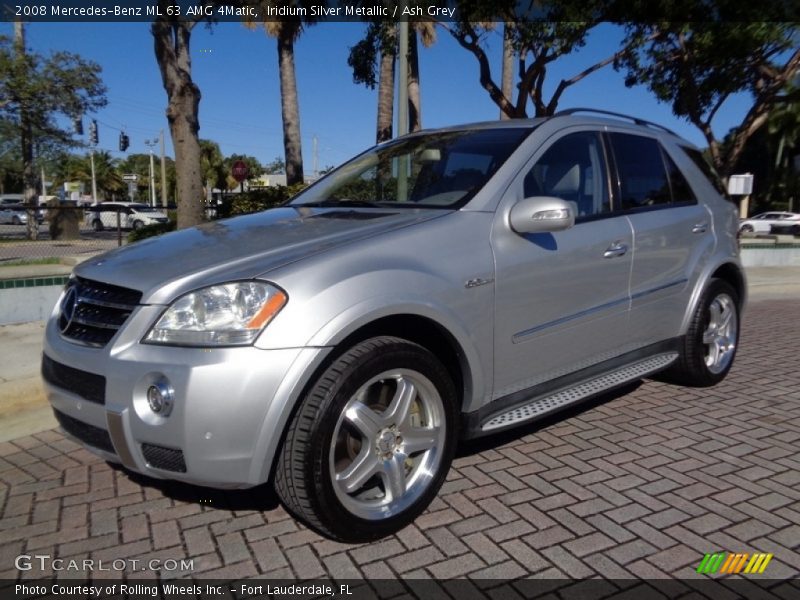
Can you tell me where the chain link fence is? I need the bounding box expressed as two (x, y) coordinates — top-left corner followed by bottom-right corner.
(0, 204), (126, 264)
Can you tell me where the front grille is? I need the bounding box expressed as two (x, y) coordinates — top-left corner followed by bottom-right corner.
(141, 443), (187, 473)
(54, 409), (115, 454)
(59, 277), (142, 347)
(41, 354), (106, 405)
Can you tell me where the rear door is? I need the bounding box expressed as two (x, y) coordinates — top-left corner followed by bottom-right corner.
(606, 132), (713, 346)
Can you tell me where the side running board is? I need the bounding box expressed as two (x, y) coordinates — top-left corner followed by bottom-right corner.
(481, 353), (678, 432)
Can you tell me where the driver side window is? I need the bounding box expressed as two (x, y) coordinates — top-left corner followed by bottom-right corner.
(523, 132), (610, 219)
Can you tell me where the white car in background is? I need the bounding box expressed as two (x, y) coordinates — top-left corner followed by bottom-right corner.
(739, 211), (800, 234)
(0, 195), (43, 225)
(85, 202), (169, 231)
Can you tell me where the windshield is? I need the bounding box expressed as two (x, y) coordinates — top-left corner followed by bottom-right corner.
(292, 128), (532, 209)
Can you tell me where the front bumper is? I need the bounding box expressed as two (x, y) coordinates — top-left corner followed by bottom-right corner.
(43, 303), (329, 489)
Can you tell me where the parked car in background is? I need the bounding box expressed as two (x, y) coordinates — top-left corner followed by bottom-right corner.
(44, 110), (745, 542)
(0, 194), (43, 225)
(84, 202), (169, 231)
(739, 211), (800, 234)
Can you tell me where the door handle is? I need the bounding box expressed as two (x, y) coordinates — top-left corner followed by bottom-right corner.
(692, 222), (708, 234)
(603, 241), (628, 258)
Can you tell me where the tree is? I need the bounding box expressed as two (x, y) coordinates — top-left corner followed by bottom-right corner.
(0, 22), (106, 238)
(618, 20), (800, 177)
(152, 7), (206, 229)
(442, 1), (632, 118)
(246, 9), (310, 187)
(348, 21), (396, 143)
(52, 151), (124, 200)
(224, 153), (263, 190)
(199, 139), (226, 199)
(263, 156), (286, 174)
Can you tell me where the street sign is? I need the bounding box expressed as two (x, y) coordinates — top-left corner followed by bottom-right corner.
(231, 160), (249, 183)
(123, 174), (139, 182)
(728, 173), (753, 196)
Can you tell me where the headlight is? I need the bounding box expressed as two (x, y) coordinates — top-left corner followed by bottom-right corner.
(144, 282), (287, 347)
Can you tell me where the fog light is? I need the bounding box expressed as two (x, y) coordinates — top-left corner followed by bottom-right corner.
(147, 379), (174, 416)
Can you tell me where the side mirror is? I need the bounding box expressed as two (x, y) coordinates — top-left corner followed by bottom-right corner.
(509, 196), (576, 234)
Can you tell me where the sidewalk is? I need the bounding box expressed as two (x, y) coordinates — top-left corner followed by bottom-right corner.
(1, 266), (799, 442)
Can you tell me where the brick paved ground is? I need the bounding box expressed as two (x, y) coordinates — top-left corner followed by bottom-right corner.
(1, 299), (799, 584)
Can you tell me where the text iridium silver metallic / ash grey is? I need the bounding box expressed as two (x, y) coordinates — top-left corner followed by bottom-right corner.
(42, 110), (745, 542)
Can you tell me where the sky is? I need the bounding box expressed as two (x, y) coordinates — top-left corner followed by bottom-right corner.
(2, 21), (755, 173)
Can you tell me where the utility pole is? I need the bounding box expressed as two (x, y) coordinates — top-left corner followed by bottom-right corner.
(144, 138), (158, 207)
(159, 129), (168, 208)
(90, 151), (98, 202)
(312, 135), (318, 178)
(397, 20), (409, 202)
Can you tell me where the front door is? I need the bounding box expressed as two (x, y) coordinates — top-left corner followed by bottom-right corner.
(492, 130), (634, 402)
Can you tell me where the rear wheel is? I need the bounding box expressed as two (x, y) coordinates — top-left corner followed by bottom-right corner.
(661, 279), (740, 387)
(92, 219), (103, 232)
(275, 336), (457, 542)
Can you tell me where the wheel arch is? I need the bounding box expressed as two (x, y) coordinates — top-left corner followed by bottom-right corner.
(681, 259), (747, 335)
(257, 312), (479, 487)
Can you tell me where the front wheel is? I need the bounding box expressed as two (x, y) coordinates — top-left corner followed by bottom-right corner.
(275, 336), (458, 542)
(660, 279), (740, 387)
(739, 224), (754, 233)
(132, 220), (144, 230)
(11, 215), (21, 226)
(92, 219), (103, 232)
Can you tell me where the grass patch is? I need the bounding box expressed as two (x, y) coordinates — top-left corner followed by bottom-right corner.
(0, 257), (61, 267)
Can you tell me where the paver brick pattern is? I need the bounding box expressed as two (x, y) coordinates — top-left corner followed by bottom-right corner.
(1, 299), (798, 581)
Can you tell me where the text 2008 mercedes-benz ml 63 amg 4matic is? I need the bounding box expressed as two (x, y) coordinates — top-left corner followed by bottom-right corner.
(43, 110), (745, 542)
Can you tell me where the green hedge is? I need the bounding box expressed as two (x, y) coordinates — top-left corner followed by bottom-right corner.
(127, 221), (176, 243)
(219, 184), (308, 218)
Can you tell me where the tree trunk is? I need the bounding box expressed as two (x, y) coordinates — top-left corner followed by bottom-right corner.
(152, 18), (204, 229)
(408, 30), (421, 133)
(14, 22), (38, 241)
(376, 46), (395, 143)
(278, 31), (304, 186)
(500, 23), (514, 121)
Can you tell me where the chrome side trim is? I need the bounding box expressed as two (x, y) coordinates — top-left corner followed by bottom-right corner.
(106, 409), (138, 470)
(513, 296), (629, 343)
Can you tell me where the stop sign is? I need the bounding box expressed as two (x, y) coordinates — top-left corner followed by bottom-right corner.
(231, 160), (249, 183)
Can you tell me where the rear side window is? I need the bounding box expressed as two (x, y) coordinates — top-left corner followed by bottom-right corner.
(608, 133), (671, 210)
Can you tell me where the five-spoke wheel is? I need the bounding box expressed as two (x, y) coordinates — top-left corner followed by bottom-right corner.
(275, 336), (457, 542)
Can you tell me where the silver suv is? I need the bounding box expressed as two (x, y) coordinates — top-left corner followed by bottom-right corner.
(43, 110), (745, 542)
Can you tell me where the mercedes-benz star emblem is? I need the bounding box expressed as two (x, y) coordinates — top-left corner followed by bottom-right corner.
(59, 286), (79, 333)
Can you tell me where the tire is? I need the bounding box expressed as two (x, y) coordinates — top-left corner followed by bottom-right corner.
(660, 279), (740, 387)
(132, 220), (144, 230)
(92, 219), (104, 232)
(275, 336), (458, 542)
(11, 215), (21, 226)
(739, 224), (754, 233)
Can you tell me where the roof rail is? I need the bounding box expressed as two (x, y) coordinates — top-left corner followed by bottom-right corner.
(554, 108), (678, 137)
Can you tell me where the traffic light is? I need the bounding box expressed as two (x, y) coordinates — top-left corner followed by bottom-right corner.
(89, 120), (98, 145)
(119, 132), (129, 152)
(73, 118), (83, 135)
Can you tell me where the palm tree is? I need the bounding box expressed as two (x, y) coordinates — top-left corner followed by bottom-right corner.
(407, 23), (436, 133)
(246, 10), (307, 187)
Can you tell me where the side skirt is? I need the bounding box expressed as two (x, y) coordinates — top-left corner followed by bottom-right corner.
(461, 338), (681, 439)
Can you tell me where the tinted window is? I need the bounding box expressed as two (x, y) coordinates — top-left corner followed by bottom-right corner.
(293, 128), (532, 209)
(609, 133), (671, 210)
(663, 151), (696, 204)
(524, 132), (610, 218)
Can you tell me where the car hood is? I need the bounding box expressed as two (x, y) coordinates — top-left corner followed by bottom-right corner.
(74, 206), (448, 304)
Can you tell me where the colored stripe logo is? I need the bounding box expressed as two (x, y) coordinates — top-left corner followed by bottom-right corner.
(697, 552), (773, 574)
